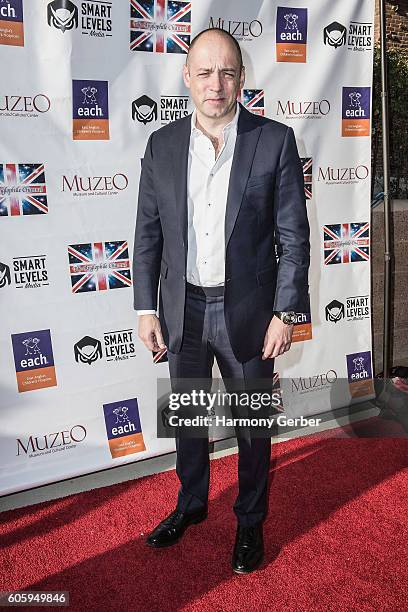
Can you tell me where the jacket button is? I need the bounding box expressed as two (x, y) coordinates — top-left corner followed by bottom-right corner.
(226, 278), (231, 283)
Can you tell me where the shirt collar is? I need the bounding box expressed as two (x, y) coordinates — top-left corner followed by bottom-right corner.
(190, 102), (240, 137)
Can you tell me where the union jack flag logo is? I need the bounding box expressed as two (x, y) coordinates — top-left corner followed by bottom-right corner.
(152, 347), (168, 363)
(300, 157), (312, 199)
(240, 89), (265, 116)
(323, 222), (370, 265)
(68, 241), (132, 293)
(130, 0), (191, 53)
(0, 164), (47, 217)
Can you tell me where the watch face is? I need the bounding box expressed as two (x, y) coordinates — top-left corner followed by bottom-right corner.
(283, 312), (296, 325)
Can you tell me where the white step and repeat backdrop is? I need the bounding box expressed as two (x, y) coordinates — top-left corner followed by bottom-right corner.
(0, 0), (375, 495)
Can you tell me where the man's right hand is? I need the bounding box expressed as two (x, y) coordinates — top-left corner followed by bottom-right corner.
(138, 314), (166, 352)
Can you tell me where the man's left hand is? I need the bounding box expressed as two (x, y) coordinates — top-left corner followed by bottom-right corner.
(262, 316), (293, 360)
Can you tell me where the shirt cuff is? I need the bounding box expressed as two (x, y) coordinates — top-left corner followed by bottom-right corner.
(137, 309), (157, 316)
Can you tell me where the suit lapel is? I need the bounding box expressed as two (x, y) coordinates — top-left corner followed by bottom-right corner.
(171, 104), (262, 251)
(171, 115), (191, 247)
(225, 104), (262, 247)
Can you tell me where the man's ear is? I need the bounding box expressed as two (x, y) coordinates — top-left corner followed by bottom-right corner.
(239, 66), (245, 89)
(182, 64), (190, 89)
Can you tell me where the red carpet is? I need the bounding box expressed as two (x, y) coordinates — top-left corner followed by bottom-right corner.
(1, 418), (408, 611)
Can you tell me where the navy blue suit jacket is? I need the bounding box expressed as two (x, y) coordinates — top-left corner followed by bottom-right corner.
(133, 103), (310, 362)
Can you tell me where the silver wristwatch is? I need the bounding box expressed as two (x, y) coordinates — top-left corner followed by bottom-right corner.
(274, 311), (296, 325)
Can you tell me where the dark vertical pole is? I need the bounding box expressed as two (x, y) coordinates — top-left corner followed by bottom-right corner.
(379, 0), (392, 377)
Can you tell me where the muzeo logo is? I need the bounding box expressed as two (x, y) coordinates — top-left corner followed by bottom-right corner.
(16, 424), (87, 458)
(11, 329), (57, 392)
(326, 296), (370, 323)
(317, 164), (369, 186)
(346, 351), (374, 398)
(0, 255), (49, 289)
(61, 172), (129, 198)
(291, 370), (337, 395)
(103, 398), (146, 458)
(276, 98), (330, 120)
(74, 329), (136, 364)
(276, 6), (307, 62)
(209, 16), (263, 41)
(324, 20), (372, 52)
(0, 0), (24, 46)
(48, 0), (112, 37)
(341, 87), (371, 137)
(132, 94), (190, 125)
(72, 79), (109, 140)
(0, 93), (51, 118)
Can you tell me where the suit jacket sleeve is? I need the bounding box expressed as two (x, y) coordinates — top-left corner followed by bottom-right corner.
(273, 126), (310, 313)
(132, 132), (163, 311)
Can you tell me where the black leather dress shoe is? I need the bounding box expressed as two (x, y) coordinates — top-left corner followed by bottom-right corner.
(146, 507), (207, 548)
(232, 523), (264, 574)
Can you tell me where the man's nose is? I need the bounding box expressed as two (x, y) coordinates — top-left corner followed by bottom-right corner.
(208, 72), (223, 91)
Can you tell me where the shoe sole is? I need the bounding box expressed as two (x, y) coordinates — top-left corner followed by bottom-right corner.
(146, 513), (208, 549)
(232, 556), (264, 575)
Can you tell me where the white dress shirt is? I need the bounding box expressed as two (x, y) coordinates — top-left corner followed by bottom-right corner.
(137, 103), (240, 315)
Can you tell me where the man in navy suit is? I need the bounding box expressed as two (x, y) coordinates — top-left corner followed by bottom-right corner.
(133, 27), (310, 574)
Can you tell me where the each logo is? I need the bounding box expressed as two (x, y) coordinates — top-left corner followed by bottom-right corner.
(103, 398), (146, 458)
(276, 7), (307, 63)
(11, 329), (57, 392)
(74, 329), (136, 364)
(342, 87), (371, 137)
(72, 79), (109, 140)
(74, 336), (102, 364)
(324, 21), (372, 52)
(132, 94), (190, 125)
(317, 164), (369, 186)
(326, 296), (370, 323)
(291, 370), (338, 395)
(346, 351), (374, 398)
(61, 172), (129, 198)
(0, 0), (24, 46)
(324, 22), (347, 48)
(276, 99), (330, 120)
(300, 158), (312, 199)
(209, 16), (263, 41)
(323, 222), (370, 265)
(0, 94), (51, 118)
(16, 424), (87, 458)
(68, 241), (132, 293)
(239, 89), (264, 116)
(130, 0), (191, 54)
(47, 0), (78, 32)
(0, 164), (48, 216)
(292, 313), (312, 342)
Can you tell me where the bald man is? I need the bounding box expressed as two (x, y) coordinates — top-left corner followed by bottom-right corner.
(133, 28), (310, 574)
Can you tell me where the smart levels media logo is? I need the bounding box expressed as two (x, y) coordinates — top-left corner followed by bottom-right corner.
(72, 79), (109, 140)
(341, 87), (371, 137)
(0, 164), (48, 216)
(0, 255), (49, 289)
(0, 0), (24, 46)
(132, 93), (190, 125)
(276, 7), (307, 63)
(68, 241), (132, 293)
(48, 0), (113, 37)
(103, 398), (146, 458)
(74, 329), (136, 364)
(130, 0), (191, 53)
(11, 329), (57, 392)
